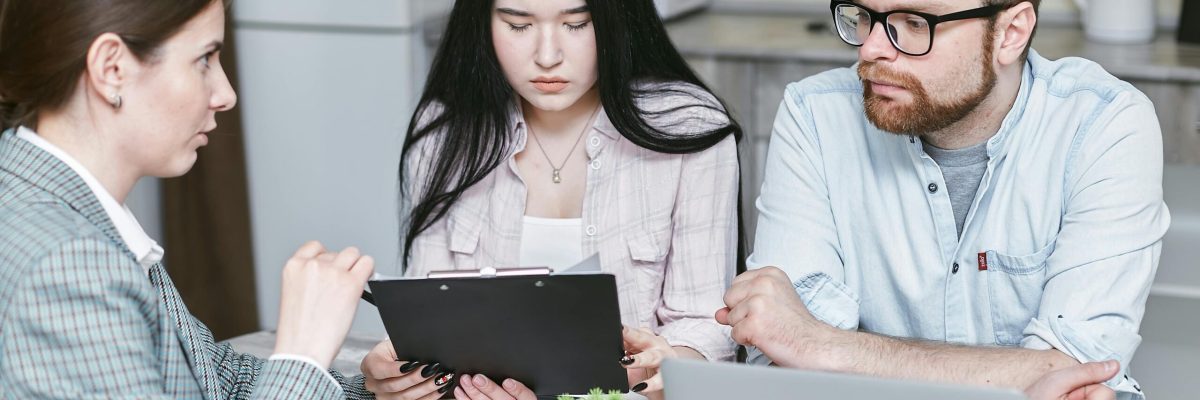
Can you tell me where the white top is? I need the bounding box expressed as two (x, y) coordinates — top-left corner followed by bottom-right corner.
(17, 127), (164, 276)
(519, 216), (584, 271)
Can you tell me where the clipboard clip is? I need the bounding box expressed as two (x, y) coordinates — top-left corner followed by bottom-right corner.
(427, 266), (553, 279)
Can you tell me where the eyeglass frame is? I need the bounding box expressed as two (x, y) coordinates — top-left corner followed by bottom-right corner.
(829, 0), (1008, 56)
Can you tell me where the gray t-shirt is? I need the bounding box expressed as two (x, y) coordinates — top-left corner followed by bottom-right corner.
(923, 140), (989, 237)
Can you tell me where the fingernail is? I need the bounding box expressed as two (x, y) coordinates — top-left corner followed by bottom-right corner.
(439, 384), (454, 394)
(1104, 360), (1117, 372)
(435, 372), (455, 386)
(503, 379), (517, 390)
(632, 382), (648, 392)
(474, 374), (487, 386)
(620, 355), (635, 365)
(399, 361), (420, 373)
(421, 362), (441, 378)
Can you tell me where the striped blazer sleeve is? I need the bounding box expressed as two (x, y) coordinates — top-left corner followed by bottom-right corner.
(3, 237), (178, 398)
(205, 335), (374, 399)
(1, 236), (374, 399)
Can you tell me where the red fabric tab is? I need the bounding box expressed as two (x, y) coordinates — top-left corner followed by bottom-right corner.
(978, 252), (989, 271)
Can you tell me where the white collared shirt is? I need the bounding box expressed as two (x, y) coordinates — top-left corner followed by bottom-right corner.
(16, 126), (164, 275)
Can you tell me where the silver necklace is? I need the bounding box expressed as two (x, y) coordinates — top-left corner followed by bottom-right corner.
(527, 106), (600, 184)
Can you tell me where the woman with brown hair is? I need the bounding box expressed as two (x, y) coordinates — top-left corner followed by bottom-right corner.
(0, 0), (375, 398)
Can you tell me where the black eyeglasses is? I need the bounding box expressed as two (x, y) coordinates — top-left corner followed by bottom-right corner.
(830, 0), (1006, 56)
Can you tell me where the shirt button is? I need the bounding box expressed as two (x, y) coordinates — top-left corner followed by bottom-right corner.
(585, 225), (598, 236)
(590, 160), (602, 170)
(590, 136), (601, 147)
(928, 183), (939, 193)
(952, 263), (960, 274)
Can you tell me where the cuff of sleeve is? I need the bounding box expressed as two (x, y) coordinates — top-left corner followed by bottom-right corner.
(743, 273), (859, 366)
(745, 345), (771, 365)
(269, 354), (341, 389)
(1022, 317), (1145, 400)
(794, 272), (860, 331)
(658, 318), (737, 362)
(254, 358), (343, 400)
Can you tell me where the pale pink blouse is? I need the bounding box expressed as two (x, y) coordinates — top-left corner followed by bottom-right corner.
(403, 83), (739, 361)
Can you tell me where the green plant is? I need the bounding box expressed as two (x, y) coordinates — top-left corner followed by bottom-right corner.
(556, 388), (625, 400)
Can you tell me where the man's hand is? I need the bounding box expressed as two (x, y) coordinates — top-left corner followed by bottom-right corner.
(714, 267), (841, 370)
(1025, 360), (1119, 400)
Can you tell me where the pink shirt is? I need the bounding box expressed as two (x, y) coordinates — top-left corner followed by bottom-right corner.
(404, 83), (739, 361)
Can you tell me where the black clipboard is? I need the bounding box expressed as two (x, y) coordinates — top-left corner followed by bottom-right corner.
(368, 268), (629, 396)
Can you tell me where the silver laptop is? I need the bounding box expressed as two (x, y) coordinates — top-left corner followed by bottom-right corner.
(662, 359), (1028, 400)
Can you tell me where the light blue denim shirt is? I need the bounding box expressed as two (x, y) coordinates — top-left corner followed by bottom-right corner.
(747, 50), (1170, 399)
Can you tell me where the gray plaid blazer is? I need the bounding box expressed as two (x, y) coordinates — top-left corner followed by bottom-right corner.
(0, 130), (374, 399)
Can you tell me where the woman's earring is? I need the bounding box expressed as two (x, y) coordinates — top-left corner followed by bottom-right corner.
(109, 93), (123, 109)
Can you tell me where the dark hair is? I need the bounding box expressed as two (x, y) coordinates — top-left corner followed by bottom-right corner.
(0, 0), (224, 131)
(399, 0), (745, 268)
(986, 0), (1041, 11)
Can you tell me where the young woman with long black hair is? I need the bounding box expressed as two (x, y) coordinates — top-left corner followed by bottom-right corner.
(357, 0), (742, 398)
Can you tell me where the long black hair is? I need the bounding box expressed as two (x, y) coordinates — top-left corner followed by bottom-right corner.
(399, 0), (745, 268)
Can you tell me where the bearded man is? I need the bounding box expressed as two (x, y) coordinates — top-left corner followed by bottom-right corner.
(716, 1), (1169, 399)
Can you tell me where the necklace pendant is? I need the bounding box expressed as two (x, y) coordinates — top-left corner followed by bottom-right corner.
(552, 169), (562, 184)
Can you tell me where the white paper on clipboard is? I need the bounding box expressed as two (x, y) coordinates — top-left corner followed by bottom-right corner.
(552, 253), (601, 275)
(373, 253), (602, 281)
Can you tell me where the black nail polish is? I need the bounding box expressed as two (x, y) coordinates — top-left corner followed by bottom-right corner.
(631, 382), (648, 392)
(619, 355), (635, 365)
(438, 383), (454, 394)
(435, 372), (454, 386)
(399, 361), (420, 373)
(421, 362), (441, 378)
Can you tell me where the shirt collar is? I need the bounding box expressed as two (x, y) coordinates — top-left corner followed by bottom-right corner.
(509, 101), (620, 141)
(903, 52), (1036, 161)
(591, 106), (619, 141)
(15, 126), (164, 274)
(984, 50), (1038, 160)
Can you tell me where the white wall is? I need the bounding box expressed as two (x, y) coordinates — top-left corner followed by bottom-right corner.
(233, 0), (438, 337)
(125, 178), (163, 244)
(1132, 165), (1200, 400)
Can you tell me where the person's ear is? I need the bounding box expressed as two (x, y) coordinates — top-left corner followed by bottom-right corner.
(84, 33), (137, 108)
(994, 2), (1037, 66)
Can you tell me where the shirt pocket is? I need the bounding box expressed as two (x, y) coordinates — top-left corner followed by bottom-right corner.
(626, 225), (672, 264)
(985, 240), (1055, 346)
(624, 223), (672, 311)
(446, 201), (482, 255)
(445, 176), (496, 259)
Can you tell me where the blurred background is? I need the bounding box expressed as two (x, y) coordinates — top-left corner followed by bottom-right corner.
(127, 1), (1198, 398)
